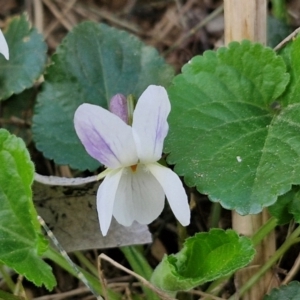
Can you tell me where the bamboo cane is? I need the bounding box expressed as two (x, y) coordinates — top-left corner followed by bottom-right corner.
(224, 1), (277, 299)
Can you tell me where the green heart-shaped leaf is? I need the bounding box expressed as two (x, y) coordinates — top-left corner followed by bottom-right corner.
(0, 129), (56, 290)
(32, 22), (173, 171)
(165, 40), (294, 214)
(0, 14), (47, 100)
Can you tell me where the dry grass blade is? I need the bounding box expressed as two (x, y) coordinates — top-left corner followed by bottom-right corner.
(42, 0), (74, 31)
(33, 286), (93, 300)
(38, 216), (104, 300)
(274, 26), (300, 51)
(98, 253), (176, 300)
(44, 0), (77, 37)
(163, 4), (224, 55)
(32, 0), (44, 33)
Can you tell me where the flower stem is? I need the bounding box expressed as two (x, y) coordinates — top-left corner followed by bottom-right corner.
(74, 251), (99, 277)
(251, 216), (278, 246)
(0, 263), (15, 292)
(121, 246), (161, 300)
(208, 202), (222, 228)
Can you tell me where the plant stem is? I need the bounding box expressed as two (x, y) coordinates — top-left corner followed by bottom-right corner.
(229, 226), (300, 299)
(121, 246), (161, 300)
(74, 251), (98, 277)
(208, 203), (222, 228)
(271, 0), (288, 22)
(251, 216), (278, 246)
(44, 247), (122, 300)
(177, 221), (188, 249)
(0, 264), (15, 292)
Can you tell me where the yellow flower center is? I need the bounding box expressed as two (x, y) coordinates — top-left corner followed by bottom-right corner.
(130, 164), (138, 172)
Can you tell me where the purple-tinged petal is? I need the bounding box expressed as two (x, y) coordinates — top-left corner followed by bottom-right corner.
(109, 94), (128, 123)
(0, 29), (9, 60)
(113, 164), (165, 226)
(132, 85), (170, 163)
(97, 169), (123, 236)
(147, 163), (190, 226)
(74, 103), (138, 169)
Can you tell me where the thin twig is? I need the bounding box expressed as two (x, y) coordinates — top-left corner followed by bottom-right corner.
(33, 286), (92, 300)
(44, 0), (77, 38)
(63, 0), (141, 34)
(38, 216), (103, 300)
(274, 26), (300, 51)
(98, 253), (176, 300)
(174, 0), (187, 29)
(0, 117), (30, 127)
(97, 255), (108, 300)
(42, 0), (74, 31)
(33, 0), (44, 33)
(163, 4), (224, 55)
(187, 289), (225, 300)
(282, 252), (300, 284)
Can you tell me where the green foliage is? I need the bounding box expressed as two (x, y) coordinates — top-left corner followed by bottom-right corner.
(0, 14), (47, 100)
(121, 246), (160, 300)
(267, 15), (291, 48)
(164, 39), (300, 215)
(151, 229), (255, 292)
(0, 289), (25, 300)
(32, 22), (174, 171)
(0, 129), (56, 290)
(0, 89), (35, 144)
(264, 281), (300, 300)
(268, 187), (300, 225)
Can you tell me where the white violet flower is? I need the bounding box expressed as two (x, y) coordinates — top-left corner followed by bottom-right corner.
(0, 29), (9, 60)
(74, 85), (190, 236)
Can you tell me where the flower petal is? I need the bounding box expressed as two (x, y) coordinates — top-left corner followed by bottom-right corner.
(74, 103), (138, 169)
(147, 163), (190, 226)
(97, 169), (123, 236)
(113, 164), (165, 226)
(132, 85), (170, 163)
(0, 29), (8, 60)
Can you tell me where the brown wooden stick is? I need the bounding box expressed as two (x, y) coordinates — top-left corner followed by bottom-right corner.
(224, 1), (277, 299)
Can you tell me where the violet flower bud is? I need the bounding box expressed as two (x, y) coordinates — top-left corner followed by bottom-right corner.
(109, 94), (128, 123)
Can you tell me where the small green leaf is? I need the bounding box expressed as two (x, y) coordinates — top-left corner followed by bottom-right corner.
(0, 89), (35, 144)
(278, 34), (300, 106)
(269, 186), (300, 225)
(264, 281), (300, 300)
(289, 193), (300, 224)
(268, 188), (295, 225)
(165, 40), (293, 215)
(32, 22), (174, 171)
(0, 14), (47, 100)
(0, 129), (56, 290)
(151, 229), (255, 292)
